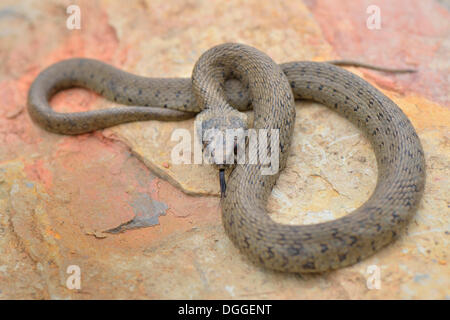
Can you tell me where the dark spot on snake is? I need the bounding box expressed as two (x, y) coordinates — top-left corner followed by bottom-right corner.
(331, 228), (339, 238)
(243, 236), (250, 249)
(280, 256), (289, 269)
(371, 241), (377, 252)
(258, 256), (265, 265)
(338, 253), (347, 262)
(302, 262), (315, 270)
(256, 229), (264, 239)
(266, 247), (275, 259)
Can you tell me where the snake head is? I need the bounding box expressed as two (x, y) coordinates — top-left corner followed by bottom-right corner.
(196, 108), (248, 169)
(195, 108), (247, 198)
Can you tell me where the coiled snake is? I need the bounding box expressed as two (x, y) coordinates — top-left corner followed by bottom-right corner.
(28, 43), (425, 272)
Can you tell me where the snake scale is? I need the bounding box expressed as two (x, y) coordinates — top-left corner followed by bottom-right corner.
(28, 43), (425, 273)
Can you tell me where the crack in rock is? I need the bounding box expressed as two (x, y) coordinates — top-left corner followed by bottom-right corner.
(105, 193), (168, 233)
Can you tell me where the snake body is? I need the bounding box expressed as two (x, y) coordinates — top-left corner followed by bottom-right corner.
(28, 43), (425, 272)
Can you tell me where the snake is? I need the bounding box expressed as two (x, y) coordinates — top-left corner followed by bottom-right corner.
(27, 43), (425, 273)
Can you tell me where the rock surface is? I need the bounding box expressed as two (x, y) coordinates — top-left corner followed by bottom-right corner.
(0, 0), (448, 299)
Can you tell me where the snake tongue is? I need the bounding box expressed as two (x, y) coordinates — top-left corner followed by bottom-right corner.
(219, 169), (226, 198)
